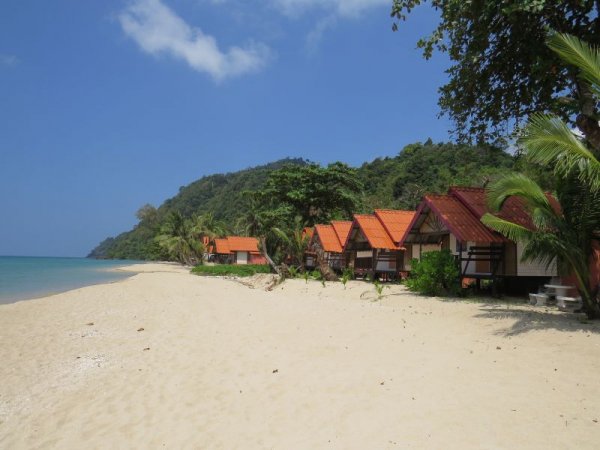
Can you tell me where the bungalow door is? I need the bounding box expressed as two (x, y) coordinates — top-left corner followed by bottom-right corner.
(237, 251), (249, 265)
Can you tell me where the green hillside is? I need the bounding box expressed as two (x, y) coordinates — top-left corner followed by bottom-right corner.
(88, 142), (515, 260)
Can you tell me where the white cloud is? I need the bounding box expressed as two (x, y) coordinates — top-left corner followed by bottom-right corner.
(271, 0), (389, 18)
(118, 0), (271, 81)
(305, 15), (337, 54)
(270, 0), (389, 52)
(0, 54), (19, 68)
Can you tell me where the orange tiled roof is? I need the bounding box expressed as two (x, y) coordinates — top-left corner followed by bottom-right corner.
(374, 210), (416, 244)
(331, 220), (352, 248)
(214, 238), (231, 254)
(354, 214), (399, 250)
(314, 224), (344, 253)
(226, 236), (261, 253)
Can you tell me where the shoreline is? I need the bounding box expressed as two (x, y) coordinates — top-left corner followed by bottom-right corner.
(0, 260), (154, 306)
(1, 263), (599, 448)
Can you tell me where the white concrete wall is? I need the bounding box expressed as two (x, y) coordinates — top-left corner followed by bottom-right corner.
(450, 234), (457, 254)
(516, 241), (557, 276)
(403, 247), (412, 271)
(460, 241), (475, 275)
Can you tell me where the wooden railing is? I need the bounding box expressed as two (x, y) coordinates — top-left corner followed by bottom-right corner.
(460, 245), (504, 277)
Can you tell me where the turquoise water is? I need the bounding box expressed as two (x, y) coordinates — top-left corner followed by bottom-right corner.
(0, 256), (143, 304)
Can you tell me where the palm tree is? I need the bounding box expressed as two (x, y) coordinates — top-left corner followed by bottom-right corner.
(189, 212), (227, 240)
(272, 217), (311, 270)
(482, 174), (599, 317)
(239, 196), (263, 237)
(155, 211), (205, 265)
(482, 33), (600, 318)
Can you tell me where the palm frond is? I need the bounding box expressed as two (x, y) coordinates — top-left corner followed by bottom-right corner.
(547, 32), (600, 95)
(519, 113), (600, 191)
(519, 233), (561, 271)
(481, 213), (534, 242)
(271, 227), (291, 245)
(485, 173), (552, 212)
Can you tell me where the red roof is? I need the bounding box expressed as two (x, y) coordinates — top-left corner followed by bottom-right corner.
(214, 238), (231, 254)
(331, 221), (352, 247)
(314, 224), (344, 253)
(449, 186), (561, 231)
(400, 186), (562, 246)
(226, 236), (261, 253)
(353, 214), (400, 250)
(374, 210), (416, 244)
(423, 194), (504, 243)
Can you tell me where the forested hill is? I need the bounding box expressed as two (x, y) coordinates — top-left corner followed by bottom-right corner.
(88, 142), (515, 260)
(88, 158), (308, 259)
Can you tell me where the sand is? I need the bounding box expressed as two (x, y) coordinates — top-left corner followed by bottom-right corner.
(1, 263), (599, 449)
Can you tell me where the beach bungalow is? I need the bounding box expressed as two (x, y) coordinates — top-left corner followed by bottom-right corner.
(306, 220), (352, 271)
(399, 186), (558, 292)
(343, 210), (416, 280)
(331, 220), (352, 261)
(213, 236), (267, 265)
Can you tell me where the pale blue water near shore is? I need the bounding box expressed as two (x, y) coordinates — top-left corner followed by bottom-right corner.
(0, 256), (144, 304)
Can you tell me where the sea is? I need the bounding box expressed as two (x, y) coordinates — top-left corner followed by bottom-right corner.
(0, 256), (144, 304)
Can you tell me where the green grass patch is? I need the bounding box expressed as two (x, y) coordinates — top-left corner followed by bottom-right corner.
(191, 264), (272, 277)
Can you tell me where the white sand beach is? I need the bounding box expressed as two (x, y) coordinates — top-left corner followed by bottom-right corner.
(1, 263), (599, 449)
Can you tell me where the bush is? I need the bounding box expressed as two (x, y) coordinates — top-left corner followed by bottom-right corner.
(405, 250), (461, 296)
(191, 264), (271, 277)
(340, 268), (353, 289)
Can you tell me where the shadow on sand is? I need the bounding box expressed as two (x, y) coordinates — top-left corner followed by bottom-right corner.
(474, 305), (600, 336)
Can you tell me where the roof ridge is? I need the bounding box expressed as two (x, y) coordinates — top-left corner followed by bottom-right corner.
(374, 209), (415, 214)
(425, 193), (451, 199)
(449, 185), (485, 192)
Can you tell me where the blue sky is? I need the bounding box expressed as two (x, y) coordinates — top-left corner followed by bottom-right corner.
(0, 0), (451, 257)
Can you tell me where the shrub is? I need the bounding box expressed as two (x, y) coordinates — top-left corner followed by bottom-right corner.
(287, 266), (299, 278)
(373, 280), (388, 299)
(405, 250), (460, 296)
(340, 268), (354, 289)
(302, 271), (310, 284)
(191, 264), (271, 277)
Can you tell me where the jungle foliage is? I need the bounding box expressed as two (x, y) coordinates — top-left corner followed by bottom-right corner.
(391, 0), (600, 143)
(481, 33), (600, 318)
(88, 143), (515, 261)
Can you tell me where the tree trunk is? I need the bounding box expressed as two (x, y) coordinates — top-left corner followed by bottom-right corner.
(576, 81), (600, 156)
(316, 248), (339, 281)
(583, 282), (600, 319)
(259, 236), (280, 275)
